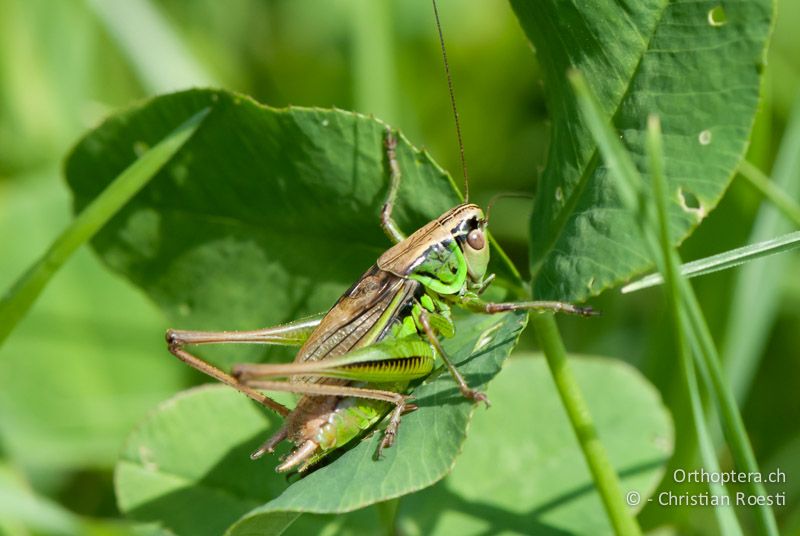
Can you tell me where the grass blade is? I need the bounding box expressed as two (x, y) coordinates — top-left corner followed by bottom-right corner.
(722, 93), (800, 401)
(518, 73), (642, 536)
(621, 230), (800, 293)
(646, 117), (742, 535)
(738, 159), (800, 228)
(569, 69), (776, 535)
(0, 107), (210, 348)
(678, 279), (778, 535)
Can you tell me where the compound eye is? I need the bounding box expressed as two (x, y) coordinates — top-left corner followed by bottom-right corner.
(467, 229), (485, 250)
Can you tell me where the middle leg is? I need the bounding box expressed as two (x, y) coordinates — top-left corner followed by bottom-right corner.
(461, 297), (598, 317)
(417, 310), (490, 407)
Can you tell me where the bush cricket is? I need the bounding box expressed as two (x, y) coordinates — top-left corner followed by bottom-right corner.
(165, 0), (595, 473)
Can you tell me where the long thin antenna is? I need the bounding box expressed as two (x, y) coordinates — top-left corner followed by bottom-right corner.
(431, 0), (469, 201)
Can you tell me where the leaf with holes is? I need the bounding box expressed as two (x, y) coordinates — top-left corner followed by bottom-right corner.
(509, 0), (774, 301)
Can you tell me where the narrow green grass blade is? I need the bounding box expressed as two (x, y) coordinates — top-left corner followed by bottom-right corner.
(0, 107), (210, 348)
(738, 159), (800, 228)
(722, 93), (800, 401)
(570, 70), (742, 534)
(679, 278), (779, 535)
(646, 117), (742, 535)
(621, 230), (800, 293)
(625, 135), (800, 297)
(570, 70), (776, 535)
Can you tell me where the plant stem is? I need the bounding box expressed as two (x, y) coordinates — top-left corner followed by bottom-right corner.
(0, 107), (209, 348)
(375, 498), (399, 536)
(531, 313), (642, 536)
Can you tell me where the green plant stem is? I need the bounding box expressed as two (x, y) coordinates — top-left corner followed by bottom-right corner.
(375, 498), (399, 536)
(0, 107), (210, 348)
(531, 313), (641, 536)
(738, 159), (800, 228)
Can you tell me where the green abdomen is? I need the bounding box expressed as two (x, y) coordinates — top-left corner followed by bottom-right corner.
(314, 382), (407, 451)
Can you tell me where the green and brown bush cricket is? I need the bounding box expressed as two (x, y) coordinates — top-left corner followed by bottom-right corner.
(165, 0), (596, 474)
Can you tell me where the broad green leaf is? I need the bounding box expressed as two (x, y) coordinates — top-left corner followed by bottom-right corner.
(276, 355), (673, 536)
(395, 356), (673, 536)
(67, 88), (525, 532)
(572, 74), (775, 534)
(509, 0), (774, 301)
(116, 312), (526, 536)
(65, 88), (517, 369)
(114, 386), (287, 536)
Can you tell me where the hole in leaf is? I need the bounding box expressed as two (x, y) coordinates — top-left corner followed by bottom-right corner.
(708, 6), (728, 27)
(680, 189), (701, 210)
(678, 188), (706, 220)
(678, 188), (706, 219)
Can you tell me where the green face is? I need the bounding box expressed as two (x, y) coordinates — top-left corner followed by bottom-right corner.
(453, 207), (490, 284)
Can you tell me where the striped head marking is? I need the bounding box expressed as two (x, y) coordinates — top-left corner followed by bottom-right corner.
(438, 203), (489, 284)
(377, 203), (490, 293)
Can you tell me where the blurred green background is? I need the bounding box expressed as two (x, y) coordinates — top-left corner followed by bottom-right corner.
(1, 0), (798, 534)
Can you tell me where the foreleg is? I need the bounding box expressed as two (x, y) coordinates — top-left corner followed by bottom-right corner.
(381, 128), (406, 244)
